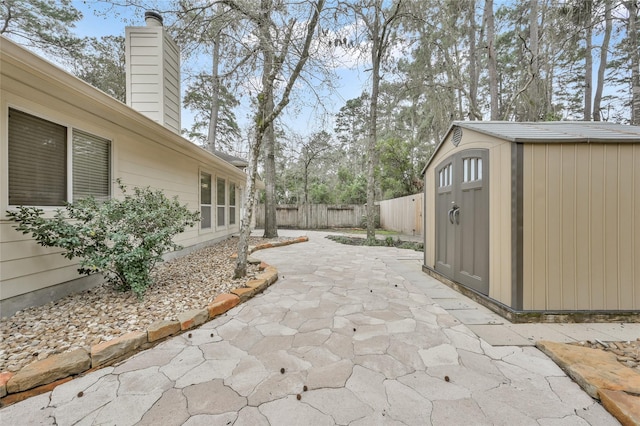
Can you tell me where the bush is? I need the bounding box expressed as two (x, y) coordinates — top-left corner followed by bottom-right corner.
(359, 212), (380, 229)
(6, 181), (200, 298)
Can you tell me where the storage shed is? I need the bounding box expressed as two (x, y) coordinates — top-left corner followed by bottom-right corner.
(422, 121), (640, 322)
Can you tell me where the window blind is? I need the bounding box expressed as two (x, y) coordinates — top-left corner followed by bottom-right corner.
(201, 173), (212, 229)
(217, 178), (226, 227)
(73, 130), (111, 201)
(229, 183), (236, 225)
(8, 108), (67, 206)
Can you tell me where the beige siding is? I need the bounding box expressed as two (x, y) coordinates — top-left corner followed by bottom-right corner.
(424, 130), (512, 306)
(1, 38), (247, 305)
(379, 193), (423, 236)
(162, 31), (181, 132)
(125, 26), (180, 134)
(488, 141), (513, 305)
(523, 143), (639, 310)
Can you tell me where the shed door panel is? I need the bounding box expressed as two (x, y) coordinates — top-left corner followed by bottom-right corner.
(434, 150), (489, 295)
(435, 161), (454, 277)
(456, 153), (489, 294)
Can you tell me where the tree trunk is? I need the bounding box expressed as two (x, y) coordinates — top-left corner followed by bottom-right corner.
(484, 0), (499, 120)
(235, 130), (261, 278)
(584, 18), (593, 121)
(625, 1), (639, 125)
(233, 0), (324, 276)
(259, 0), (278, 239)
(263, 107), (278, 238)
(366, 4), (381, 243)
(593, 0), (612, 121)
(467, 0), (480, 120)
(527, 0), (540, 121)
(206, 32), (221, 152)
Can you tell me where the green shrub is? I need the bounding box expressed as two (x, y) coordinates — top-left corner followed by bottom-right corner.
(359, 212), (380, 229)
(6, 181), (200, 298)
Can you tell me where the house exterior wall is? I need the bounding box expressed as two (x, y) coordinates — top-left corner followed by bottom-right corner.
(423, 129), (513, 306)
(0, 37), (247, 314)
(522, 143), (640, 310)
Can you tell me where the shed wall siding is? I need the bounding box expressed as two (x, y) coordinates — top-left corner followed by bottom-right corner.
(523, 143), (639, 310)
(424, 130), (512, 306)
(489, 141), (514, 305)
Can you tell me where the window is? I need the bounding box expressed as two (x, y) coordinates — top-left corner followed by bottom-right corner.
(229, 182), (236, 225)
(8, 108), (111, 206)
(73, 130), (110, 202)
(217, 177), (226, 227)
(200, 172), (212, 229)
(438, 163), (453, 188)
(463, 157), (482, 183)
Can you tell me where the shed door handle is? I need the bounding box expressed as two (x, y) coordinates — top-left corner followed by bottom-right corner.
(448, 205), (459, 225)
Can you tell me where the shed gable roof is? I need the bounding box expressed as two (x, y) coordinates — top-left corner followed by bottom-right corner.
(454, 121), (640, 143)
(422, 121), (640, 175)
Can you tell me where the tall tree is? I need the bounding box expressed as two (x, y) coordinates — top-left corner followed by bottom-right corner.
(346, 0), (405, 243)
(182, 72), (241, 150)
(624, 1), (639, 124)
(71, 36), (126, 102)
(334, 93), (370, 176)
(484, 0), (499, 120)
(228, 0), (326, 277)
(0, 0), (84, 60)
(593, 0), (612, 121)
(298, 131), (333, 205)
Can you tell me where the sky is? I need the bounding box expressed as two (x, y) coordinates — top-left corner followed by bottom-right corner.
(69, 1), (370, 143)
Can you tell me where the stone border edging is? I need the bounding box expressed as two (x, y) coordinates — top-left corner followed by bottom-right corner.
(537, 340), (640, 426)
(0, 236), (309, 406)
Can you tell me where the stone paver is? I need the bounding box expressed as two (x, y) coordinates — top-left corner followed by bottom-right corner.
(0, 230), (620, 425)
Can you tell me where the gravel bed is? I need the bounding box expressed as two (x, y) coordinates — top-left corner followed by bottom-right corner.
(572, 339), (640, 371)
(0, 236), (286, 373)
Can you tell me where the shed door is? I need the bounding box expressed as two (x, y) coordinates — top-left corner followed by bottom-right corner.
(435, 149), (489, 295)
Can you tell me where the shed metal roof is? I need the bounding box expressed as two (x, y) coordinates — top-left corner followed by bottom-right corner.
(454, 121), (640, 143)
(422, 121), (640, 175)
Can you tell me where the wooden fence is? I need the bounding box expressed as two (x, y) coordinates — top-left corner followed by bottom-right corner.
(378, 193), (423, 237)
(255, 204), (371, 229)
(255, 194), (423, 235)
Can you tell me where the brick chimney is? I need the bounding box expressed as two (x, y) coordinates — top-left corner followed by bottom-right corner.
(125, 11), (181, 134)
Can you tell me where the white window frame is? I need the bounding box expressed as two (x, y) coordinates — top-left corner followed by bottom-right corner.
(229, 182), (237, 226)
(216, 176), (226, 229)
(6, 106), (112, 209)
(199, 170), (213, 231)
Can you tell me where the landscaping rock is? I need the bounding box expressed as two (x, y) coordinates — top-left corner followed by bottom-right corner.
(231, 287), (255, 301)
(177, 309), (209, 331)
(599, 389), (640, 426)
(207, 294), (240, 319)
(537, 340), (640, 399)
(91, 331), (147, 368)
(6, 349), (89, 393)
(0, 372), (14, 397)
(246, 279), (268, 292)
(212, 293), (240, 307)
(147, 320), (181, 343)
